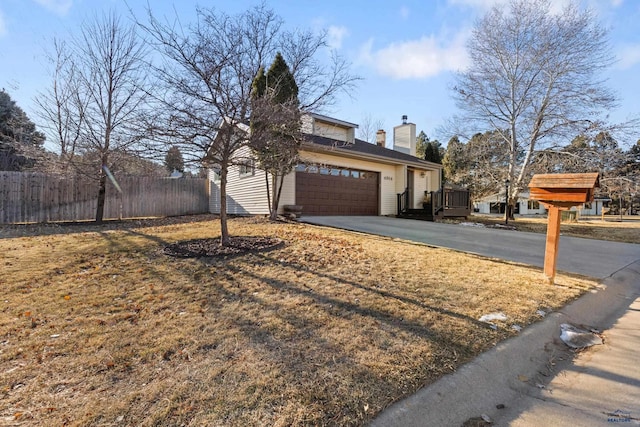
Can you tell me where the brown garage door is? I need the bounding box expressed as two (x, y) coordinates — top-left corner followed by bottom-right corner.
(295, 167), (379, 215)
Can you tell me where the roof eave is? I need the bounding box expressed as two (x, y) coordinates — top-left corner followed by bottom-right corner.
(300, 141), (442, 170)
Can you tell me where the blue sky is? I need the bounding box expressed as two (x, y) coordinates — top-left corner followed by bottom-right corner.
(1, 0), (639, 151)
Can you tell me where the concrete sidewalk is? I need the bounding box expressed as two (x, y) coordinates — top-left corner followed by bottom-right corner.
(298, 216), (640, 426)
(370, 260), (640, 427)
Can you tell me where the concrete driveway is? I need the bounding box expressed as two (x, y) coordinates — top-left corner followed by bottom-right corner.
(300, 216), (640, 279)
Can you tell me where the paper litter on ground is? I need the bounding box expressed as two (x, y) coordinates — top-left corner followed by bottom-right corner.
(479, 312), (508, 323)
(560, 323), (603, 349)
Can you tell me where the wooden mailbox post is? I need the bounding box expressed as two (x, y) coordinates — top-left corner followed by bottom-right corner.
(528, 173), (600, 284)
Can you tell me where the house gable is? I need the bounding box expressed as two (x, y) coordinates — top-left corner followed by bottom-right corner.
(302, 112), (357, 144)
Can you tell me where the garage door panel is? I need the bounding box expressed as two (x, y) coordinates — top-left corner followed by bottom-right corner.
(295, 169), (379, 216)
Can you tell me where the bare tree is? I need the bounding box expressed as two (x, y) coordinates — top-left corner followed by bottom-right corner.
(358, 113), (385, 143)
(452, 0), (617, 219)
(39, 12), (150, 222)
(138, 4), (281, 245)
(138, 3), (359, 245)
(36, 39), (85, 173)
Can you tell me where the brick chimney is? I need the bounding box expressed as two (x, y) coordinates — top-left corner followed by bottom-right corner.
(376, 129), (386, 147)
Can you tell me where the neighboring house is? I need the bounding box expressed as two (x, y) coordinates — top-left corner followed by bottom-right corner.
(474, 192), (611, 216)
(209, 113), (443, 216)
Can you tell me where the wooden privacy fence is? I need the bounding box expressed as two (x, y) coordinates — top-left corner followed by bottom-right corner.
(0, 172), (210, 224)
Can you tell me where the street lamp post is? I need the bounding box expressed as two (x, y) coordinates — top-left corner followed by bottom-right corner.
(505, 179), (510, 225)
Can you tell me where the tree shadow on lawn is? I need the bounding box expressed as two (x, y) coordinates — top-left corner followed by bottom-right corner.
(157, 249), (504, 423)
(0, 214), (217, 239)
(179, 261), (483, 424)
(252, 252), (493, 330)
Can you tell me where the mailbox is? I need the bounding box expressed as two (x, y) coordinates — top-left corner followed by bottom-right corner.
(528, 173), (599, 206)
(527, 173), (600, 284)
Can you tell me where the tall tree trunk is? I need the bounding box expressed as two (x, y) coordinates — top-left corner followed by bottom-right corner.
(265, 171), (274, 220)
(271, 172), (285, 221)
(96, 164), (107, 223)
(219, 164), (230, 246)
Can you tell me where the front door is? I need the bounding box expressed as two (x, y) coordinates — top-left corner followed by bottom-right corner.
(407, 170), (414, 209)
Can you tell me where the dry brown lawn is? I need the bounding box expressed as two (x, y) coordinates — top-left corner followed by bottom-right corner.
(458, 214), (640, 244)
(0, 215), (597, 426)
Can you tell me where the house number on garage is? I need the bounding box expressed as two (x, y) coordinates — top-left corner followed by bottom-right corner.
(383, 176), (393, 181)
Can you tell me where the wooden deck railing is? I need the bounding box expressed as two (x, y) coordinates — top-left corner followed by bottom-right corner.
(399, 187), (471, 219)
(397, 187), (410, 214)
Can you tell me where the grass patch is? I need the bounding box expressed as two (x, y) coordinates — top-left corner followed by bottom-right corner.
(456, 214), (640, 244)
(0, 216), (596, 426)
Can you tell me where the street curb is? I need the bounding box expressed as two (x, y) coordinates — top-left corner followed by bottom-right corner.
(369, 260), (640, 427)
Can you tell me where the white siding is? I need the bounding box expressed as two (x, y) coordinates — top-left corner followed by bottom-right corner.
(276, 173), (296, 214)
(392, 123), (416, 156)
(208, 146), (270, 215)
(313, 121), (349, 142)
(394, 165), (406, 214)
(208, 169), (219, 214)
(301, 115), (313, 134)
(298, 150), (399, 215)
(573, 201), (606, 216)
(413, 171), (428, 208)
(394, 165), (406, 193)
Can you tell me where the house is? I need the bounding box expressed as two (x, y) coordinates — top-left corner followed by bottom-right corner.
(474, 192), (546, 215)
(474, 192), (611, 216)
(209, 113), (444, 216)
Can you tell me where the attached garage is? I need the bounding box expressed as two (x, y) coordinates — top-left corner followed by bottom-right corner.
(295, 165), (379, 215)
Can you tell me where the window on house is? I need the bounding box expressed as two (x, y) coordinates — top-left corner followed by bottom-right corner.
(295, 164), (306, 172)
(527, 200), (540, 210)
(584, 202), (592, 209)
(239, 160), (255, 177)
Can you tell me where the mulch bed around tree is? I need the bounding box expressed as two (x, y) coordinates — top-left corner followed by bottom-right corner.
(163, 236), (283, 258)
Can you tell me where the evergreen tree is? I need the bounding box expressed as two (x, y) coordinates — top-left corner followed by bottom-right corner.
(0, 90), (46, 171)
(265, 52), (299, 104)
(251, 66), (266, 99)
(416, 131), (429, 159)
(424, 142), (442, 164)
(424, 143), (435, 163)
(250, 53), (302, 220)
(164, 145), (185, 173)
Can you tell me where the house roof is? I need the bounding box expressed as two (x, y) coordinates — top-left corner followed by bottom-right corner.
(308, 112), (358, 129)
(302, 134), (442, 170)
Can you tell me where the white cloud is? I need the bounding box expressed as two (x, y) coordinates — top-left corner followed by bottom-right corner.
(610, 0), (624, 6)
(33, 0), (73, 16)
(616, 43), (640, 69)
(399, 6), (410, 19)
(327, 25), (348, 50)
(358, 32), (470, 79)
